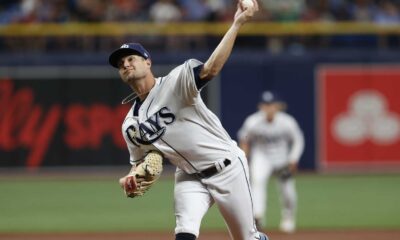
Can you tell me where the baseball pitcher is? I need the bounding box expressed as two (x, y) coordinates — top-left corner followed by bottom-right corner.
(109, 1), (268, 240)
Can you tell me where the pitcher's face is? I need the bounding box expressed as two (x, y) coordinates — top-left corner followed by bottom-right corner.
(118, 54), (151, 84)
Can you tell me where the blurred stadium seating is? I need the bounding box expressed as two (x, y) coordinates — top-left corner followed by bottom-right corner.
(0, 0), (399, 53)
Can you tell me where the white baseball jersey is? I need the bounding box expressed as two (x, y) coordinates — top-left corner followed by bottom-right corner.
(120, 59), (263, 239)
(121, 59), (238, 173)
(238, 111), (304, 169)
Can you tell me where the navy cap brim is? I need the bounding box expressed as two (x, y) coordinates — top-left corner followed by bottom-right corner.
(108, 48), (143, 68)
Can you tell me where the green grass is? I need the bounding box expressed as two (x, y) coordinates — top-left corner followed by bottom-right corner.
(294, 174), (400, 229)
(0, 174), (399, 233)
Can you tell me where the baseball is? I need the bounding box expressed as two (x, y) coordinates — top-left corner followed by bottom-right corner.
(241, 0), (254, 9)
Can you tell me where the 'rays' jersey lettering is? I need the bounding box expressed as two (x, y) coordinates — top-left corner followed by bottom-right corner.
(125, 107), (175, 146)
(251, 133), (286, 145)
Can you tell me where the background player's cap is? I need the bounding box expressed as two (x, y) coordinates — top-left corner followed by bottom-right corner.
(260, 90), (284, 104)
(109, 43), (150, 68)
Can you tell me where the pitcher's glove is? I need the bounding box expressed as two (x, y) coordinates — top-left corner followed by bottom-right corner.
(119, 150), (163, 198)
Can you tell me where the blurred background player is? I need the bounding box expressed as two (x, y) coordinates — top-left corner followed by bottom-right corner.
(238, 90), (305, 233)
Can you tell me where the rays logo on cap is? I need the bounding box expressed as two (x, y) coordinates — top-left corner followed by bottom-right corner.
(262, 91), (274, 102)
(260, 90), (283, 104)
(121, 44), (129, 48)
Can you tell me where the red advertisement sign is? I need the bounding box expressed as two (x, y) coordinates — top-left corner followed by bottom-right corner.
(0, 78), (130, 169)
(317, 65), (400, 169)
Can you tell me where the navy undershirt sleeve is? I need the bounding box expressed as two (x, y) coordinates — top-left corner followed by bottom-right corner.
(133, 98), (142, 116)
(193, 64), (211, 90)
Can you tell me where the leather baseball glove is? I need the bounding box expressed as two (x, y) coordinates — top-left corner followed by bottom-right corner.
(119, 150), (163, 198)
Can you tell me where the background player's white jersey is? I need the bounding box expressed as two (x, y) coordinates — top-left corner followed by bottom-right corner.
(238, 111), (304, 169)
(121, 59), (239, 173)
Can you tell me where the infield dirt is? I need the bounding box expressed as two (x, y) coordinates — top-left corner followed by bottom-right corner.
(1, 230), (399, 240)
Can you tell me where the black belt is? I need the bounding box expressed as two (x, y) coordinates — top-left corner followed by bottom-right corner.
(194, 159), (231, 178)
